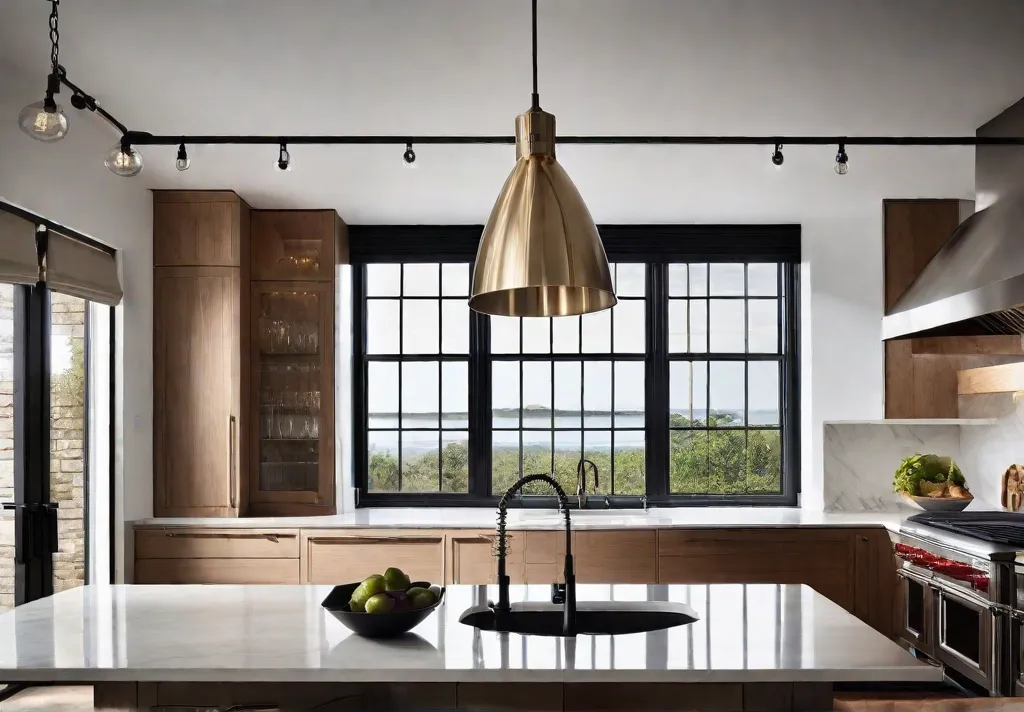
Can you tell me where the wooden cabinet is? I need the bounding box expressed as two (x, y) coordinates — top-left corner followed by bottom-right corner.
(134, 527), (300, 584)
(447, 531), (525, 584)
(575, 530), (657, 583)
(248, 281), (335, 515)
(154, 191), (249, 268)
(658, 529), (855, 610)
(154, 267), (243, 517)
(300, 531), (445, 584)
(251, 210), (346, 282)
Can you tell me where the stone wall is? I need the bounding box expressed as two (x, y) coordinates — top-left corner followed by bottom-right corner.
(51, 293), (86, 596)
(0, 289), (86, 610)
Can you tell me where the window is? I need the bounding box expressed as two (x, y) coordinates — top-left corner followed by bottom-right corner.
(352, 225), (799, 506)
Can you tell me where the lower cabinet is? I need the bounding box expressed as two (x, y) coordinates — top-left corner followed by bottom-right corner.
(132, 524), (896, 638)
(301, 531), (445, 584)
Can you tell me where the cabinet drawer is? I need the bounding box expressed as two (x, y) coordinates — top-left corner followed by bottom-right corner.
(135, 558), (299, 584)
(136, 529), (300, 559)
(575, 530), (657, 583)
(448, 531), (525, 584)
(302, 533), (445, 585)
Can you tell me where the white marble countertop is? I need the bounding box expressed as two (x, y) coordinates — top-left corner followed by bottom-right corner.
(134, 507), (905, 532)
(0, 583), (937, 684)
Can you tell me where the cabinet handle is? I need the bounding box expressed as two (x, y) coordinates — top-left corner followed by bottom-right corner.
(163, 531), (296, 540)
(228, 414), (237, 509)
(308, 536), (443, 545)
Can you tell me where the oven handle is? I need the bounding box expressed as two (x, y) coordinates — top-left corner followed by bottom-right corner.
(898, 567), (1013, 616)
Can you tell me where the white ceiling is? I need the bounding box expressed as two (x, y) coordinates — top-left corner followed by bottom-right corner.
(2, 0), (1024, 222)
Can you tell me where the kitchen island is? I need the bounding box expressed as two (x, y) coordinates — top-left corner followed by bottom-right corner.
(0, 583), (938, 711)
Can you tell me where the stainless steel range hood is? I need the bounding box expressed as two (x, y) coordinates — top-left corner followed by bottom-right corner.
(882, 98), (1024, 340)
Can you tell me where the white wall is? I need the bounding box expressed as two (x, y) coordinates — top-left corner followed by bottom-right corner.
(0, 66), (152, 581)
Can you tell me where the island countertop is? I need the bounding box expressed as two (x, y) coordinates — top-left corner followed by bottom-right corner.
(0, 583), (937, 684)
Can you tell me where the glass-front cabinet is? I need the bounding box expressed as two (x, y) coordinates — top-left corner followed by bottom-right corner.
(249, 281), (334, 514)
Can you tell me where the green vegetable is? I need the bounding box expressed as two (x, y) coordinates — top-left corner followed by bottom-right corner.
(893, 453), (965, 495)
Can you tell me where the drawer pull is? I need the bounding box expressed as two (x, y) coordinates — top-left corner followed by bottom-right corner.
(307, 536), (443, 545)
(163, 531), (296, 541)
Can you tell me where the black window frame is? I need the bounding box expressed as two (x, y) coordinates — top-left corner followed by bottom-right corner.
(352, 224), (800, 508)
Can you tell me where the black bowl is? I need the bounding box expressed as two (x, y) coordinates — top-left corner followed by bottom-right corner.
(321, 581), (445, 638)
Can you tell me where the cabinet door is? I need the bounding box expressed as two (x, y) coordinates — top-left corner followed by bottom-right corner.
(154, 267), (241, 517)
(249, 282), (334, 514)
(448, 531), (525, 584)
(251, 210), (341, 281)
(574, 531), (657, 583)
(301, 532), (444, 584)
(154, 191), (247, 267)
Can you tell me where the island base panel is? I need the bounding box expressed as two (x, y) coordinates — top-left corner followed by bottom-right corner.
(93, 681), (834, 711)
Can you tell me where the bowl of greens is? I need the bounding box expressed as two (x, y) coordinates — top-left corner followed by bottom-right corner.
(893, 453), (974, 511)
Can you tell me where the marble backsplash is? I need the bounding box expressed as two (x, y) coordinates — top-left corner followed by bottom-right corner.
(823, 423), (962, 511)
(824, 393), (1022, 511)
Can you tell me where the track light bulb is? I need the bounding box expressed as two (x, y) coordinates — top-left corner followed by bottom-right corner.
(175, 143), (190, 171)
(771, 144), (784, 167)
(18, 99), (68, 142)
(834, 144), (849, 175)
(104, 142), (144, 177)
(277, 143), (291, 171)
(403, 142), (416, 166)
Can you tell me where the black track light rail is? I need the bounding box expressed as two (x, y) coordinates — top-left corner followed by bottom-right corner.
(123, 131), (1024, 147)
(56, 66), (128, 136)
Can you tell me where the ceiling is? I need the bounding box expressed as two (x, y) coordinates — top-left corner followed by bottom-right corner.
(3, 0), (1024, 223)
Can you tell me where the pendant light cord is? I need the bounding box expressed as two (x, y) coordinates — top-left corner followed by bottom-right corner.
(531, 0), (540, 110)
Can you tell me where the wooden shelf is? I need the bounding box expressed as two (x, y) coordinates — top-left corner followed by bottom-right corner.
(958, 362), (1024, 394)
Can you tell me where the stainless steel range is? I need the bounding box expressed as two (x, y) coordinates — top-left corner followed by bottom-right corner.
(893, 511), (1024, 697)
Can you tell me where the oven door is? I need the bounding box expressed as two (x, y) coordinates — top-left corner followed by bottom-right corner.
(897, 568), (936, 658)
(936, 585), (1000, 694)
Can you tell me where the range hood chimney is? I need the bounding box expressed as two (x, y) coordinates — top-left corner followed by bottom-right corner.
(882, 98), (1024, 340)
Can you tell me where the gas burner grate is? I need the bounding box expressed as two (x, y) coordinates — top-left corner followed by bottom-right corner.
(907, 511), (1024, 548)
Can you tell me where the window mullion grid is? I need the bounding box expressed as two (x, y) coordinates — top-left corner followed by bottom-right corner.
(645, 263), (668, 498)
(352, 265), (369, 499)
(468, 300), (490, 499)
(397, 264), (404, 491)
(437, 265), (442, 492)
(743, 264), (750, 494)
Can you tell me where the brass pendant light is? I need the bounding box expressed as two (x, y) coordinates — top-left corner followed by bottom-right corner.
(469, 0), (616, 317)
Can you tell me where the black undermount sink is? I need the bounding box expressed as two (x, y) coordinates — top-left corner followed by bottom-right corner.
(459, 601), (698, 637)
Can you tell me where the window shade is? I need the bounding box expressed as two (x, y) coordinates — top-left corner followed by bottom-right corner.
(0, 211), (41, 285)
(46, 231), (122, 306)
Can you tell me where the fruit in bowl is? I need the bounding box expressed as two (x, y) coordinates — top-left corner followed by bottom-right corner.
(893, 453), (974, 511)
(321, 567), (446, 638)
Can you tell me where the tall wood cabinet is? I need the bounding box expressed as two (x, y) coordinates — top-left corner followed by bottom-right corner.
(153, 195), (345, 516)
(154, 192), (249, 517)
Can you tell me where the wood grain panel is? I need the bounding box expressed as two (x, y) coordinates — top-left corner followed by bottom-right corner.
(154, 191), (247, 267)
(448, 531), (525, 584)
(564, 683), (742, 712)
(251, 210), (341, 281)
(574, 530), (657, 583)
(153, 266), (241, 517)
(912, 336), (1024, 356)
(853, 528), (897, 639)
(658, 529), (855, 610)
(135, 528), (299, 559)
(958, 362), (1024, 394)
(301, 531), (444, 585)
(134, 557), (299, 584)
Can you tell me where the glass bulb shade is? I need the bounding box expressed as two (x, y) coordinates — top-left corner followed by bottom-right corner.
(175, 156), (191, 172)
(18, 100), (68, 142)
(834, 160), (849, 176)
(104, 144), (144, 177)
(470, 109), (616, 318)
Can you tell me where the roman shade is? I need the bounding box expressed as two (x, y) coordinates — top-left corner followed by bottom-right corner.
(0, 210), (41, 285)
(45, 230), (122, 306)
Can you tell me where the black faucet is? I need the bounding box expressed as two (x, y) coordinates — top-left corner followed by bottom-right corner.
(494, 473), (576, 636)
(576, 457), (598, 508)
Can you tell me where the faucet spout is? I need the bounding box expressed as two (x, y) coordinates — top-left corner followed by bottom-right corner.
(496, 474), (576, 636)
(575, 458), (599, 507)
